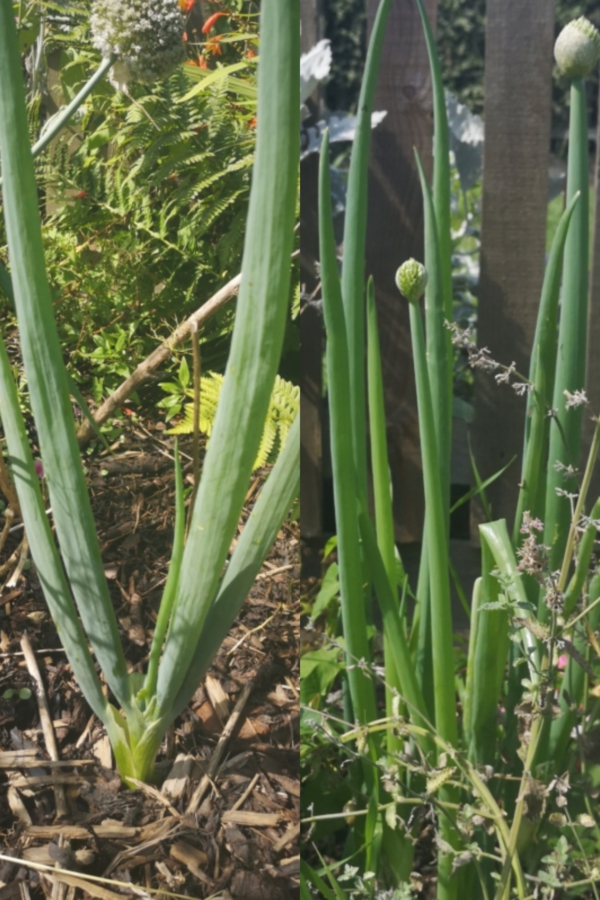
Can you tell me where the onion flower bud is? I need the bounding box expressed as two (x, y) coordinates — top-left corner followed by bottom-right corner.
(554, 17), (600, 80)
(91, 0), (186, 89)
(395, 258), (428, 304)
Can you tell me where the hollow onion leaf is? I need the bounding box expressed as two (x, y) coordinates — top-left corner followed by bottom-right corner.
(542, 80), (590, 607)
(156, 0), (299, 714)
(341, 0), (393, 500)
(319, 129), (376, 725)
(0, 0), (131, 712)
(165, 414), (299, 727)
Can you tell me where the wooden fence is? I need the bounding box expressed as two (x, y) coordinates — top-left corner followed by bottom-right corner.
(300, 0), (600, 578)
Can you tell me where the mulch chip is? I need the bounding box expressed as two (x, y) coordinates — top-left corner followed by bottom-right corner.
(0, 422), (299, 898)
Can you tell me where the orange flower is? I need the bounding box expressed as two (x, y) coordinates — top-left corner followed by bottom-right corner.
(206, 36), (223, 56)
(179, 0), (195, 11)
(202, 11), (226, 33)
(247, 117), (257, 129)
(200, 55), (208, 69)
(246, 48), (257, 59)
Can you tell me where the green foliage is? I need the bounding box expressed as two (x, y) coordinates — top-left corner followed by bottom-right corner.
(2, 1), (259, 410)
(41, 60), (255, 355)
(321, 0), (366, 112)
(163, 367), (299, 470)
(437, 0), (486, 115)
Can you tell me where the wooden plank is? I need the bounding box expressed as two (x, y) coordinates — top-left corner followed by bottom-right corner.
(472, 0), (555, 530)
(300, 296), (324, 544)
(583, 82), (600, 504)
(366, 0), (436, 542)
(301, 0), (320, 52)
(300, 2), (325, 552)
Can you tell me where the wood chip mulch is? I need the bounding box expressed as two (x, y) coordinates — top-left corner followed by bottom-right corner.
(0, 423), (299, 899)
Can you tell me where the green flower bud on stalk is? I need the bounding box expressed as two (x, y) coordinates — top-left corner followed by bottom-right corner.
(91, 0), (186, 89)
(554, 17), (600, 80)
(395, 258), (428, 303)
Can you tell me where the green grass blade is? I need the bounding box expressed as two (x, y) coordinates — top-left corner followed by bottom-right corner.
(543, 79), (590, 598)
(300, 861), (340, 900)
(451, 456), (516, 515)
(164, 414), (299, 727)
(513, 192), (580, 544)
(341, 0), (393, 499)
(311, 849), (349, 900)
(300, 872), (314, 900)
(155, 0), (299, 715)
(448, 555), (471, 620)
(318, 130), (376, 725)
(0, 0), (131, 711)
(469, 434), (493, 522)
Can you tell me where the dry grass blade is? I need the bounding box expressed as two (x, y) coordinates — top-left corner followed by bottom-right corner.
(0, 854), (196, 900)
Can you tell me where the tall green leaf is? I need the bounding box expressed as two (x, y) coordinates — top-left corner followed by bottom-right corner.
(319, 130), (376, 725)
(542, 79), (590, 616)
(165, 415), (299, 726)
(156, 0), (299, 713)
(341, 0), (393, 500)
(0, 0), (131, 713)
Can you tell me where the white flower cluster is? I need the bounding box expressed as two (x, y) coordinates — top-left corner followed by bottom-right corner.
(91, 0), (186, 88)
(554, 16), (600, 80)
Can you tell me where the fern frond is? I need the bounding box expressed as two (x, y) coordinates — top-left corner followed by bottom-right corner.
(169, 373), (299, 471)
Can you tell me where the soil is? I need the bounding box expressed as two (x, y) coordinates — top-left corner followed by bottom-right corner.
(0, 418), (299, 899)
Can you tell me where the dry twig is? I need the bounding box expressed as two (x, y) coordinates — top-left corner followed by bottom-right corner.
(20, 633), (68, 817)
(76, 273), (241, 446)
(186, 681), (254, 815)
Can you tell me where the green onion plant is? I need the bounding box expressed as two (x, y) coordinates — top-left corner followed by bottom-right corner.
(306, 4), (600, 898)
(0, 0), (299, 785)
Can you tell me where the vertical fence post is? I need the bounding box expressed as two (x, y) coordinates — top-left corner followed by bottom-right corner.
(584, 74), (600, 504)
(473, 0), (555, 529)
(300, 1), (325, 563)
(365, 0), (436, 544)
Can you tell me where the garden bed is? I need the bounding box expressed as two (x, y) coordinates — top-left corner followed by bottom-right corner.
(0, 421), (299, 899)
